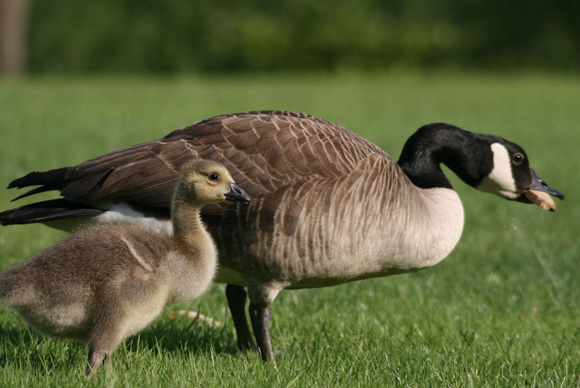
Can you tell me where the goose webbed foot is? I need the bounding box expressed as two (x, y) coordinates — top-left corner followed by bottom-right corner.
(226, 284), (257, 352)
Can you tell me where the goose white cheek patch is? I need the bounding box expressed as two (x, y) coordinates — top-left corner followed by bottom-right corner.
(477, 143), (518, 199)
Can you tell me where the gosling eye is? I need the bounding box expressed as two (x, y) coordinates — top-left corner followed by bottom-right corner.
(209, 173), (220, 182)
(512, 153), (525, 166)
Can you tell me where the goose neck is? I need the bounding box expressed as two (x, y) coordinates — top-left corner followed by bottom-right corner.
(397, 124), (491, 190)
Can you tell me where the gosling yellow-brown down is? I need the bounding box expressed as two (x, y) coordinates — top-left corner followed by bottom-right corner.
(0, 160), (251, 376)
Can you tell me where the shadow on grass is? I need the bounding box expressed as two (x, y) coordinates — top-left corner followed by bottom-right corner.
(0, 314), (249, 375)
(123, 317), (242, 357)
(0, 322), (84, 374)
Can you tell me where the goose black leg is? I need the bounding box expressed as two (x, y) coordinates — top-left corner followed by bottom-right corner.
(249, 303), (275, 365)
(226, 284), (257, 351)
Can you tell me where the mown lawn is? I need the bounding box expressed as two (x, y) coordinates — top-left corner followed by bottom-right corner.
(0, 72), (579, 387)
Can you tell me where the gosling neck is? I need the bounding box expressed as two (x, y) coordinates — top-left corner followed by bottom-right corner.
(170, 192), (206, 246)
(397, 123), (493, 190)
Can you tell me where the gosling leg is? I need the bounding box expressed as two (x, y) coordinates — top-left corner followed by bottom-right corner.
(86, 346), (107, 377)
(86, 307), (123, 377)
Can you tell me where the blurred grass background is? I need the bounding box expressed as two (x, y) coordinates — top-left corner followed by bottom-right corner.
(0, 0), (579, 386)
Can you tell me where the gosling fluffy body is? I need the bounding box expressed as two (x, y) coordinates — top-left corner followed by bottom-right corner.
(0, 160), (251, 376)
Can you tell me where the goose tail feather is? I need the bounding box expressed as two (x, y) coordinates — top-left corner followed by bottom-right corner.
(7, 167), (71, 201)
(0, 199), (102, 226)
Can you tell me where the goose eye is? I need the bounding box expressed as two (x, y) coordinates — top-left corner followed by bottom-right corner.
(209, 173), (220, 182)
(513, 153), (525, 166)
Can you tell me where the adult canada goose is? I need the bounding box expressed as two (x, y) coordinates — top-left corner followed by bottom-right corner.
(0, 160), (252, 376)
(0, 111), (564, 364)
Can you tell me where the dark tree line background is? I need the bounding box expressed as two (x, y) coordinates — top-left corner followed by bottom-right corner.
(4, 0), (580, 75)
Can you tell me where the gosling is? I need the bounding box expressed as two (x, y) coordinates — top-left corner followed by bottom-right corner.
(0, 160), (251, 376)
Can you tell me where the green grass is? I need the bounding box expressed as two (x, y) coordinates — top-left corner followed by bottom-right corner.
(1, 72), (579, 387)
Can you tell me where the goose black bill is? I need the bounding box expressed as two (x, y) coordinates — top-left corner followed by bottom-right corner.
(526, 169), (564, 199)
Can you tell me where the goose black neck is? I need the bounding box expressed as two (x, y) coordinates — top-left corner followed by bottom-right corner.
(397, 123), (493, 190)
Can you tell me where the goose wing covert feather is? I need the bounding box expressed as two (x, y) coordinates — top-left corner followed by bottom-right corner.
(42, 111), (392, 213)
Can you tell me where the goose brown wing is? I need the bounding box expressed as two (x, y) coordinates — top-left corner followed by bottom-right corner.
(9, 111), (390, 210)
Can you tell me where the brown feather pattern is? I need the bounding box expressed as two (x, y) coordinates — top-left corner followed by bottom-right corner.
(49, 111), (383, 206)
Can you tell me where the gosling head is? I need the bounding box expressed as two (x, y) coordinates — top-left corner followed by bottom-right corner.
(175, 160), (252, 206)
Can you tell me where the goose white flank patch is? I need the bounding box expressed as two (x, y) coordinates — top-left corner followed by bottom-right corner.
(0, 111), (564, 364)
(0, 160), (251, 376)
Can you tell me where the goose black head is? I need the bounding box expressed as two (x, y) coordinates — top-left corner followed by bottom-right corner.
(398, 123), (564, 211)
